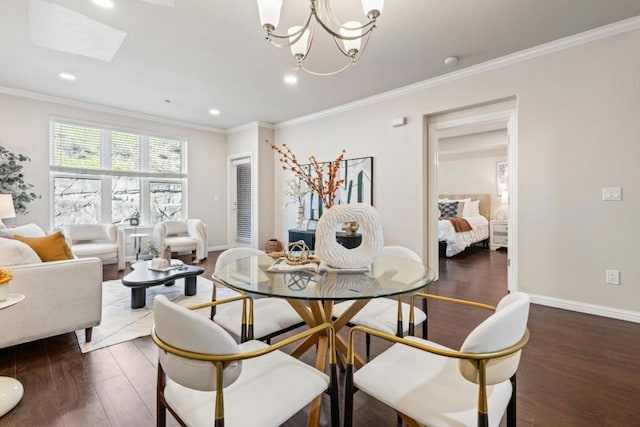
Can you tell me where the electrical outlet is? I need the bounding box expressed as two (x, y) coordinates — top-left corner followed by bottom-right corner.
(606, 269), (620, 285)
(602, 187), (622, 201)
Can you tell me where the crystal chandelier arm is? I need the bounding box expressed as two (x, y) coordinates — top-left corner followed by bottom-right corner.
(331, 27), (373, 59)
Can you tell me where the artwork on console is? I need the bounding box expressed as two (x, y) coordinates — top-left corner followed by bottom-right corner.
(303, 156), (373, 220)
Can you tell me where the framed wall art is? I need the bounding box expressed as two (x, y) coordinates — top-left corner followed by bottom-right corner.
(496, 161), (508, 196)
(303, 156), (373, 220)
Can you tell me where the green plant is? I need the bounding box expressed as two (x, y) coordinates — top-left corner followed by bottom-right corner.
(147, 240), (161, 257)
(0, 146), (40, 214)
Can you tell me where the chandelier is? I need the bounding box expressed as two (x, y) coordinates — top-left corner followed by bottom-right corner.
(256, 0), (384, 76)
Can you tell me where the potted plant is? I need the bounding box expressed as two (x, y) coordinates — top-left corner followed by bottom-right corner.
(147, 240), (169, 269)
(0, 146), (40, 214)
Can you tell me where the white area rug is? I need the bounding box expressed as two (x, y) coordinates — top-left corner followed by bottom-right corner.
(75, 277), (237, 353)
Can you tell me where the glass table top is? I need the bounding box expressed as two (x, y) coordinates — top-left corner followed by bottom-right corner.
(213, 254), (435, 301)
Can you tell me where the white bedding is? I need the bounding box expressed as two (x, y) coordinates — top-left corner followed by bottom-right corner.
(438, 215), (489, 257)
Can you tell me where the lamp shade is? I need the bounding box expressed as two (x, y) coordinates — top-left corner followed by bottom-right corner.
(362, 0), (384, 17)
(340, 21), (362, 55)
(501, 190), (509, 204)
(288, 26), (310, 59)
(256, 0), (283, 29)
(0, 194), (16, 219)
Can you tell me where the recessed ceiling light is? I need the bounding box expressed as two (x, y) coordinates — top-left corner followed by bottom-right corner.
(283, 74), (298, 85)
(92, 0), (114, 8)
(59, 72), (77, 81)
(209, 109), (221, 116)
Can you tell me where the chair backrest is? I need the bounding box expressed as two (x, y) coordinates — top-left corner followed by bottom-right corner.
(380, 246), (422, 262)
(153, 295), (242, 391)
(214, 247), (265, 274)
(162, 220), (188, 236)
(458, 292), (530, 385)
(62, 224), (116, 242)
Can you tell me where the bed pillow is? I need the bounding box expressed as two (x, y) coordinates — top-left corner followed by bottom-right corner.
(467, 200), (480, 216)
(13, 231), (74, 262)
(438, 201), (459, 218)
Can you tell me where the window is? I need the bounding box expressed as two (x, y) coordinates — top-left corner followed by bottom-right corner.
(50, 119), (187, 227)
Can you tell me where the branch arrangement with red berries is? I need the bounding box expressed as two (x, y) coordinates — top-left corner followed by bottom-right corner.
(266, 140), (345, 209)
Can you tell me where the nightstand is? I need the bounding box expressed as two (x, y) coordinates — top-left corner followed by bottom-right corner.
(490, 220), (508, 250)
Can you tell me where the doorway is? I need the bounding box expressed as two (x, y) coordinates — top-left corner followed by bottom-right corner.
(424, 99), (518, 292)
(228, 154), (254, 248)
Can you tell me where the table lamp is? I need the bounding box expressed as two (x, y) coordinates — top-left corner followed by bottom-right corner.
(0, 194), (16, 229)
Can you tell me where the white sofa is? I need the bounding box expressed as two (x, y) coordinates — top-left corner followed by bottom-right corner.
(0, 225), (103, 349)
(152, 219), (208, 262)
(60, 223), (125, 271)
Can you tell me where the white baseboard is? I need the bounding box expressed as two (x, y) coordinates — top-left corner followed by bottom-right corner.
(208, 245), (228, 252)
(529, 293), (640, 323)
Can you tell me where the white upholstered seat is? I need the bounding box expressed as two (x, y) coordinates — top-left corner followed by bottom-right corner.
(332, 246), (427, 357)
(153, 219), (208, 262)
(345, 292), (531, 427)
(61, 223), (125, 271)
(212, 247), (306, 342)
(152, 295), (337, 427)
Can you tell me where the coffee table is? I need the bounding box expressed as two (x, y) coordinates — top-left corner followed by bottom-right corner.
(122, 260), (205, 309)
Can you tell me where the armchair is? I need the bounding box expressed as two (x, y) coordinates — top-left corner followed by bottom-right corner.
(152, 295), (339, 426)
(60, 223), (125, 271)
(345, 292), (530, 427)
(153, 219), (207, 263)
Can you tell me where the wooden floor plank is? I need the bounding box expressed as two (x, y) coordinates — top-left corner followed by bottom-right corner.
(1, 248), (640, 426)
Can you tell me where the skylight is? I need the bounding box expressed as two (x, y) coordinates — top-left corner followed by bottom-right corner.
(29, 0), (126, 62)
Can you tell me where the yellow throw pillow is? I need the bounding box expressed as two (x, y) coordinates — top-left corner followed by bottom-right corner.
(13, 231), (74, 262)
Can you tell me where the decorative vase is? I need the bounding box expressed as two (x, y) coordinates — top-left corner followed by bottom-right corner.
(0, 282), (8, 302)
(296, 205), (304, 229)
(265, 239), (283, 254)
(315, 204), (383, 269)
(151, 257), (169, 269)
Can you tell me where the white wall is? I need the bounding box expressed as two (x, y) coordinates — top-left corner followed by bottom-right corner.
(274, 28), (640, 317)
(439, 130), (508, 219)
(0, 93), (228, 250)
(226, 123), (276, 250)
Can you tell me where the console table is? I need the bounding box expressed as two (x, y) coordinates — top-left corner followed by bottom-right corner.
(288, 229), (362, 250)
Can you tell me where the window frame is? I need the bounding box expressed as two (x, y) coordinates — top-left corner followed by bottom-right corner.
(49, 117), (188, 228)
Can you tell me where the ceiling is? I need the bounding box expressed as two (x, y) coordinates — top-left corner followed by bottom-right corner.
(1, 0), (640, 130)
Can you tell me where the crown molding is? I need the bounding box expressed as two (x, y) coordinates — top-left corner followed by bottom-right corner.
(276, 15), (640, 129)
(0, 86), (226, 134)
(226, 121), (275, 135)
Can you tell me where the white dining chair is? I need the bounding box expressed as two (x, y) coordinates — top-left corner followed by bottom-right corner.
(152, 295), (339, 426)
(344, 292), (530, 427)
(331, 246), (428, 358)
(211, 247), (306, 343)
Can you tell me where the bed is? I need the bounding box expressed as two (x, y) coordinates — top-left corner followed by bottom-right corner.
(438, 194), (490, 257)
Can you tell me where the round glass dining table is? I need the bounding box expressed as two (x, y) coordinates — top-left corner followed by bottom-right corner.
(213, 253), (435, 301)
(214, 253), (435, 426)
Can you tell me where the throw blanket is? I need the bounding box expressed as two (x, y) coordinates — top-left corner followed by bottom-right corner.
(440, 217), (473, 233)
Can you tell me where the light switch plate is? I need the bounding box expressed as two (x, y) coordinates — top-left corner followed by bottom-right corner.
(602, 187), (622, 201)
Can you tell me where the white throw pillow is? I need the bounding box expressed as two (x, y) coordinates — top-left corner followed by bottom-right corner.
(0, 223), (46, 238)
(0, 237), (43, 266)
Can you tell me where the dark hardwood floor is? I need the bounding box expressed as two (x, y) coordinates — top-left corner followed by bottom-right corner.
(1, 248), (639, 426)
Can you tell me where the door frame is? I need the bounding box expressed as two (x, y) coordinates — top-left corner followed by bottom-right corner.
(425, 108), (518, 292)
